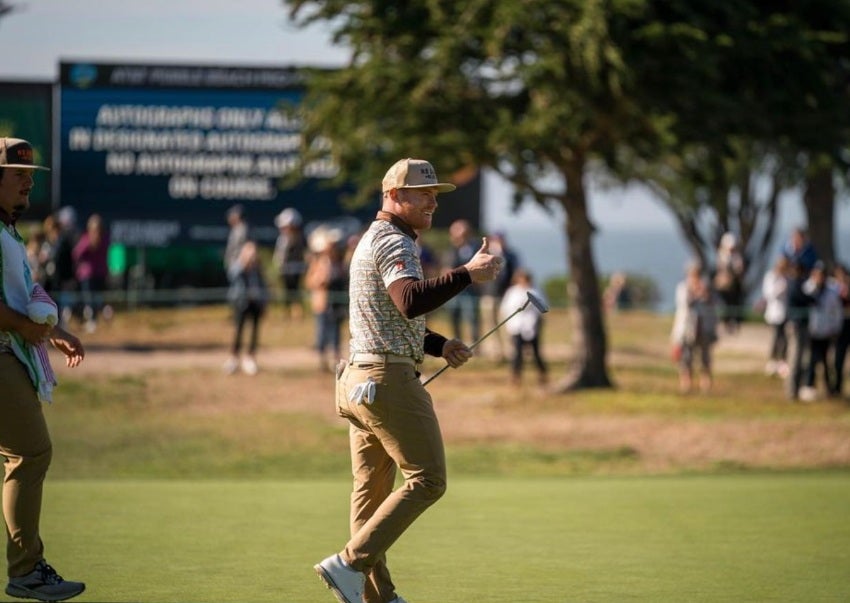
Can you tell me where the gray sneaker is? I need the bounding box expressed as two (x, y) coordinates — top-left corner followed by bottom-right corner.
(5, 560), (85, 602)
(314, 553), (365, 603)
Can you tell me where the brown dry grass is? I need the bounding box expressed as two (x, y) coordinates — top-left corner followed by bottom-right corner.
(52, 304), (850, 475)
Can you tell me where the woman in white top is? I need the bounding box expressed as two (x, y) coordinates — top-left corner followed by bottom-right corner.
(671, 261), (719, 393)
(499, 268), (548, 386)
(761, 256), (790, 377)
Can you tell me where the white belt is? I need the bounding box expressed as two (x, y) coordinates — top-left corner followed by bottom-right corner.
(349, 353), (417, 366)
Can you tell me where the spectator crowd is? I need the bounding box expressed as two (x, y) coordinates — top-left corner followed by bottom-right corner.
(669, 226), (850, 401)
(25, 206), (112, 335)
(221, 206), (552, 384)
(27, 203), (849, 399)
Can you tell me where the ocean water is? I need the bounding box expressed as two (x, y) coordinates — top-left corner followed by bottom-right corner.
(480, 170), (850, 313)
(505, 225), (850, 313)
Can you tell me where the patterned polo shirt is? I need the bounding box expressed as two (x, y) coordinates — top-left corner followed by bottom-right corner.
(348, 218), (426, 363)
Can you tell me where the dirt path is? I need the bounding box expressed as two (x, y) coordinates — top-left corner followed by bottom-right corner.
(60, 321), (775, 375)
(49, 321), (850, 473)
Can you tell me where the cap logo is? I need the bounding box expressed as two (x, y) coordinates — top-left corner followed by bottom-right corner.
(416, 165), (436, 183)
(12, 147), (34, 164)
(0, 137), (50, 170)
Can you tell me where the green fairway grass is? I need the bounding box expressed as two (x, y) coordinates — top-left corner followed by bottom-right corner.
(5, 307), (849, 602)
(33, 474), (850, 603)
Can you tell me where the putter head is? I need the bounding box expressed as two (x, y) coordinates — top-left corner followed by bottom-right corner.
(526, 290), (549, 314)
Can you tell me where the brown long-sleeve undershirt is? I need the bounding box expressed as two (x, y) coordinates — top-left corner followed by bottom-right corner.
(388, 270), (472, 356)
(374, 211), (473, 357)
(387, 267), (472, 358)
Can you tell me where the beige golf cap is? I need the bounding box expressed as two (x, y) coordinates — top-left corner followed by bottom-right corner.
(0, 137), (50, 170)
(382, 158), (456, 193)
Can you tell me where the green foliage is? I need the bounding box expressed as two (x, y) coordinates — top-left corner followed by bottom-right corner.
(543, 275), (569, 308)
(284, 0), (671, 208)
(287, 1), (850, 282)
(614, 3), (850, 284)
(542, 271), (660, 310)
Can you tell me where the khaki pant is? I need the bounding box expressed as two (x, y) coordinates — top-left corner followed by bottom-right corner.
(336, 360), (447, 603)
(0, 353), (52, 578)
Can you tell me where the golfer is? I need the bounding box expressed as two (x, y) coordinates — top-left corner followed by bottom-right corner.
(314, 158), (502, 603)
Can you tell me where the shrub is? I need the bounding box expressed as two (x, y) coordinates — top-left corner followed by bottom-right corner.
(542, 272), (660, 310)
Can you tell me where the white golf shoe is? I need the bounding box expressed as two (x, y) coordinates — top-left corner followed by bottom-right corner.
(241, 356), (259, 375)
(222, 356), (239, 375)
(314, 553), (365, 603)
(799, 386), (819, 402)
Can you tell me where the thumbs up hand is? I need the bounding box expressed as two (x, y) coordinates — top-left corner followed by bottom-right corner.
(464, 237), (504, 283)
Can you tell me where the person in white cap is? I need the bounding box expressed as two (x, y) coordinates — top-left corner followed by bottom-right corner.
(0, 137), (86, 601)
(313, 158), (503, 603)
(713, 231), (745, 334)
(223, 203), (247, 274)
(272, 207), (308, 319)
(305, 227), (348, 372)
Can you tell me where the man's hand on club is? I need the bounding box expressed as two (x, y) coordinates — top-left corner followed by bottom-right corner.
(441, 338), (473, 368)
(464, 237), (504, 283)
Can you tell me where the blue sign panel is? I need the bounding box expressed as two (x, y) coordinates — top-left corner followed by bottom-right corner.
(59, 62), (361, 247)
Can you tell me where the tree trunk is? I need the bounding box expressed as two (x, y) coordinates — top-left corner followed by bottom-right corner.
(802, 165), (835, 267)
(553, 158), (613, 392)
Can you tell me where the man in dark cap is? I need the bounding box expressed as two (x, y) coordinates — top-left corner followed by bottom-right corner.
(0, 137), (86, 601)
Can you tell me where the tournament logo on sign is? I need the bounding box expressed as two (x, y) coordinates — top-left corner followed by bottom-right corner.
(69, 64), (98, 89)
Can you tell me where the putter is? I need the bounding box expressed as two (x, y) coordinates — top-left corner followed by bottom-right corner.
(422, 290), (550, 385)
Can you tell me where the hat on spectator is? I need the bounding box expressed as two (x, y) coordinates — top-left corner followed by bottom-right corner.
(0, 137), (50, 170)
(720, 232), (738, 249)
(56, 206), (77, 229)
(308, 224), (344, 253)
(382, 158), (456, 193)
(275, 207), (303, 228)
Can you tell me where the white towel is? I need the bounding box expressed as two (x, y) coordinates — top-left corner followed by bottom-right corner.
(2, 228), (58, 402)
(26, 284), (58, 403)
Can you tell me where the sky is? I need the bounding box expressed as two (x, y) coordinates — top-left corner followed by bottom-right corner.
(0, 0), (841, 240)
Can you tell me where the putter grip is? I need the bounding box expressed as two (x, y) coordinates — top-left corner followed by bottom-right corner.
(421, 328), (495, 386)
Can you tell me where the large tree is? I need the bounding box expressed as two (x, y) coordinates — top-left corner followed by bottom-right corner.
(283, 1), (850, 390)
(619, 2), (850, 282)
(284, 0), (675, 391)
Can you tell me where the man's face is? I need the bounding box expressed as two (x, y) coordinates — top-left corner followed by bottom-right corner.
(394, 187), (439, 231)
(0, 168), (35, 222)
